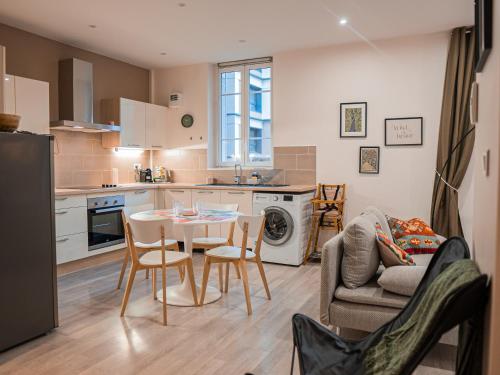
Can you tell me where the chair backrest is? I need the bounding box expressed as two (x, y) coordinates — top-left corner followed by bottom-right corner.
(128, 216), (173, 245)
(313, 183), (346, 214)
(237, 213), (265, 259)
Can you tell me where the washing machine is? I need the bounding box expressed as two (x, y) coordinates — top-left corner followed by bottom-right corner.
(253, 191), (314, 266)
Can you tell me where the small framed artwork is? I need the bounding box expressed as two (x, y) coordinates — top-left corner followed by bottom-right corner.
(384, 117), (423, 146)
(359, 146), (380, 174)
(340, 102), (367, 138)
(475, 0), (492, 72)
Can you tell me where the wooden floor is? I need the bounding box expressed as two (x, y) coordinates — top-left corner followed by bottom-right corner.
(0, 250), (452, 374)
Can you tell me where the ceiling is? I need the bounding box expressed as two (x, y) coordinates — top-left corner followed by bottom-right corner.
(0, 0), (473, 69)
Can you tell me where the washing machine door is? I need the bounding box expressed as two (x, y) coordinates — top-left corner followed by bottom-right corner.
(263, 207), (294, 246)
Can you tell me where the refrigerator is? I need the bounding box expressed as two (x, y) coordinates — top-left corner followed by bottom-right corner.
(0, 132), (58, 352)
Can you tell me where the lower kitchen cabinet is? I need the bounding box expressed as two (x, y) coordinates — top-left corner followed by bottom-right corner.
(56, 233), (88, 264)
(124, 189), (155, 207)
(220, 190), (253, 246)
(55, 206), (87, 237)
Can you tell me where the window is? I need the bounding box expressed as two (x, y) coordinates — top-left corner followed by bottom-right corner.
(218, 62), (272, 167)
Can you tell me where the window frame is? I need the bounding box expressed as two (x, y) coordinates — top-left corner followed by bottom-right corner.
(216, 62), (273, 168)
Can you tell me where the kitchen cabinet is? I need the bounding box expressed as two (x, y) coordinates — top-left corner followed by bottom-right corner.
(3, 74), (50, 134)
(56, 233), (88, 264)
(191, 189), (221, 237)
(124, 189), (155, 208)
(55, 207), (87, 237)
(220, 190), (253, 245)
(101, 98), (168, 150)
(146, 104), (168, 149)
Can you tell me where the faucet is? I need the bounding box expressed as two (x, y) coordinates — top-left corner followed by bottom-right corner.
(234, 163), (243, 184)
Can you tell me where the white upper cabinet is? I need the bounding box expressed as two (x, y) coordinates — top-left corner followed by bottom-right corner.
(101, 98), (168, 149)
(146, 103), (168, 149)
(120, 98), (146, 148)
(3, 75), (50, 134)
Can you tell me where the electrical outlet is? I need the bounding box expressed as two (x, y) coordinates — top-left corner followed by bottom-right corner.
(133, 163), (141, 170)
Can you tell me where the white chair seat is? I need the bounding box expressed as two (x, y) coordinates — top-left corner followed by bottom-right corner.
(193, 237), (228, 246)
(135, 239), (177, 249)
(206, 246), (256, 259)
(139, 250), (190, 266)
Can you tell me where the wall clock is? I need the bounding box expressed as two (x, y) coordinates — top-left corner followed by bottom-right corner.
(181, 114), (194, 128)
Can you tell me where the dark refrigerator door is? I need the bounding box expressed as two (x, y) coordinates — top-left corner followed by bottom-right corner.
(0, 132), (58, 352)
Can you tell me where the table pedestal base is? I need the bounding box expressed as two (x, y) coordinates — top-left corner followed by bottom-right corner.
(156, 279), (222, 306)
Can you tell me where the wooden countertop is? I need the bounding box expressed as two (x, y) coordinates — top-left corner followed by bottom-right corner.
(55, 183), (316, 196)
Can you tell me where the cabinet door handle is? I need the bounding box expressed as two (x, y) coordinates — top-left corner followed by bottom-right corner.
(56, 238), (69, 243)
(228, 191), (245, 195)
(55, 197), (68, 201)
(134, 190), (147, 194)
(151, 145), (163, 148)
(169, 190), (185, 193)
(197, 191), (214, 194)
(127, 144), (141, 147)
(55, 210), (68, 215)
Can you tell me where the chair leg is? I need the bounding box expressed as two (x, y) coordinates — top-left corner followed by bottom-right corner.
(218, 264), (224, 292)
(186, 258), (198, 305)
(199, 257), (211, 305)
(146, 268), (150, 280)
(224, 262), (230, 293)
(256, 258), (271, 300)
(240, 260), (252, 315)
(312, 219), (321, 255)
(161, 264), (167, 326)
(304, 216), (318, 264)
(117, 249), (129, 289)
(233, 261), (241, 279)
(152, 268), (157, 300)
(120, 265), (137, 317)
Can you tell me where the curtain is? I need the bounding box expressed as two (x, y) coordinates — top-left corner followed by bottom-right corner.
(431, 27), (475, 237)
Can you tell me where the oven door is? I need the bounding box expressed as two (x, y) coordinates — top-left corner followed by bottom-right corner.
(88, 206), (125, 251)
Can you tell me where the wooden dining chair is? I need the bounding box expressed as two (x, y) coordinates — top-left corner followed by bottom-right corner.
(303, 183), (346, 264)
(199, 213), (271, 315)
(117, 205), (184, 289)
(120, 216), (198, 326)
(192, 202), (241, 292)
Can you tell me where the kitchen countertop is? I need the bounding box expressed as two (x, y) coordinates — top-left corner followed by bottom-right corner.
(55, 182), (316, 196)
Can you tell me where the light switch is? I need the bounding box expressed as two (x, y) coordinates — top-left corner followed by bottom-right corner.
(482, 149), (490, 177)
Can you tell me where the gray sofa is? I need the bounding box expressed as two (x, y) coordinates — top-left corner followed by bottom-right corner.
(319, 206), (456, 344)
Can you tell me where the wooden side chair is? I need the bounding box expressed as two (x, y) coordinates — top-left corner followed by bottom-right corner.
(120, 216), (198, 326)
(117, 205), (184, 289)
(303, 183), (346, 264)
(192, 202), (241, 292)
(199, 213), (271, 315)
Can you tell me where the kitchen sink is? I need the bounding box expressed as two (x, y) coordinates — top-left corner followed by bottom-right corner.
(195, 183), (289, 187)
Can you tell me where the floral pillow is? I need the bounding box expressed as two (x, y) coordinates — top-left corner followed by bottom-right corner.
(375, 223), (415, 267)
(386, 216), (441, 255)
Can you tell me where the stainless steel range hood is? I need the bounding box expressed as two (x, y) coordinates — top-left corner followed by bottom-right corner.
(50, 58), (120, 133)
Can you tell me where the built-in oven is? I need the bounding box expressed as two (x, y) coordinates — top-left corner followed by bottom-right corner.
(87, 195), (125, 251)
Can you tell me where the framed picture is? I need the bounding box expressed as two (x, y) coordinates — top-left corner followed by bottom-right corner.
(384, 117), (423, 146)
(340, 102), (367, 138)
(475, 0), (492, 72)
(359, 146), (380, 174)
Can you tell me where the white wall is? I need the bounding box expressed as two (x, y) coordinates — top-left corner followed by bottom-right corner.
(153, 63), (214, 149)
(273, 32), (449, 222)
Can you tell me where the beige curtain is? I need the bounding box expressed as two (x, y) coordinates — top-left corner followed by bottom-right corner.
(431, 27), (475, 237)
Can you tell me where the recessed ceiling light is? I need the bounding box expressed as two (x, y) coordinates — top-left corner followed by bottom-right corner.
(238, 39), (247, 43)
(339, 18), (348, 26)
(160, 52), (167, 56)
(178, 2), (186, 7)
(89, 24), (97, 29)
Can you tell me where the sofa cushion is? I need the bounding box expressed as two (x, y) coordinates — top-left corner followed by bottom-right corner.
(375, 224), (415, 267)
(341, 214), (380, 289)
(413, 254), (434, 267)
(363, 206), (394, 242)
(335, 280), (409, 309)
(378, 266), (427, 297)
(387, 216), (442, 255)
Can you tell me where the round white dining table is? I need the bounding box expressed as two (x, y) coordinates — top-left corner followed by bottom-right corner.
(129, 208), (239, 307)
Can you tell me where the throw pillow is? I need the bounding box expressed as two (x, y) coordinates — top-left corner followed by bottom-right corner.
(341, 214), (381, 289)
(375, 223), (415, 267)
(386, 216), (441, 255)
(378, 265), (427, 297)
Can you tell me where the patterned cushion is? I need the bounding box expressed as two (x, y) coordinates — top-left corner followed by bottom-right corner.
(375, 224), (415, 267)
(386, 216), (441, 255)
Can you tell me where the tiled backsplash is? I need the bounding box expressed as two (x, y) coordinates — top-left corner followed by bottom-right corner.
(53, 131), (149, 187)
(152, 146), (316, 185)
(52, 132), (316, 187)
